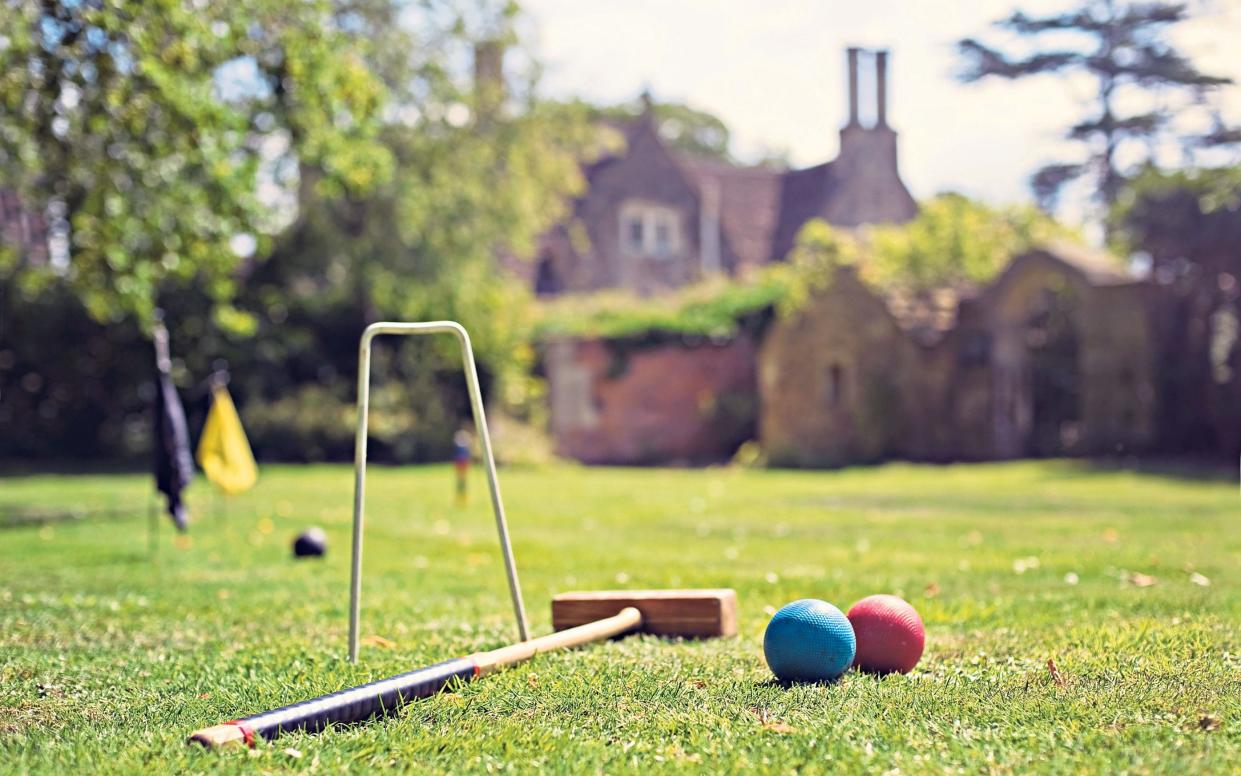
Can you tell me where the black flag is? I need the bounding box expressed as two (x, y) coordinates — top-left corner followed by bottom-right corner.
(153, 316), (193, 531)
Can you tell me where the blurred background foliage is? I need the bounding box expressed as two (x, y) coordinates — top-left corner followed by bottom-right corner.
(1113, 165), (1241, 456)
(1, 1), (1239, 464)
(0, 0), (597, 463)
(0, 0), (393, 329)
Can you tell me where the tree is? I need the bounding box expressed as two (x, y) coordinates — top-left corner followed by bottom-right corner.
(957, 1), (1234, 215)
(0, 0), (392, 330)
(863, 193), (1077, 293)
(1115, 164), (1241, 455)
(231, 1), (600, 460)
(593, 94), (735, 163)
(0, 0), (599, 463)
(652, 99), (733, 162)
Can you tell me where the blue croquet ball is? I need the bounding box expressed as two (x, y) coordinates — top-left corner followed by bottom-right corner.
(763, 599), (856, 682)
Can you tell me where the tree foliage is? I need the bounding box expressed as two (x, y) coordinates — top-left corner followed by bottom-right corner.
(250, 1), (599, 419)
(0, 1), (600, 462)
(651, 99), (733, 163)
(1116, 164), (1241, 272)
(592, 94), (735, 163)
(863, 193), (1078, 292)
(0, 0), (392, 330)
(957, 1), (1234, 214)
(1114, 164), (1241, 454)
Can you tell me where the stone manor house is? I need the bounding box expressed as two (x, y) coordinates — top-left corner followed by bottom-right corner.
(530, 49), (1164, 467)
(522, 47), (916, 297)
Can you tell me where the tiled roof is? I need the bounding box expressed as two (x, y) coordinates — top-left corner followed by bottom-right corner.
(676, 156), (854, 270)
(1036, 242), (1131, 285)
(676, 157), (783, 271)
(768, 162), (837, 264)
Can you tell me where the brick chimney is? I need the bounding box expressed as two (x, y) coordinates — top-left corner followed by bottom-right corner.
(846, 47), (861, 127)
(875, 49), (888, 128)
(829, 48), (916, 227)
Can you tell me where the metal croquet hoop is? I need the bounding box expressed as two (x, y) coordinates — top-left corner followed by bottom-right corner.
(348, 321), (530, 662)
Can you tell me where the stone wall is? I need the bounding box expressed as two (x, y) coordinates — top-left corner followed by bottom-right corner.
(544, 334), (758, 465)
(954, 251), (1158, 458)
(758, 268), (934, 467)
(758, 251), (1159, 466)
(546, 249), (1163, 468)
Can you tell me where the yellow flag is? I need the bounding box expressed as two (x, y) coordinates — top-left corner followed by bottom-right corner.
(196, 385), (258, 495)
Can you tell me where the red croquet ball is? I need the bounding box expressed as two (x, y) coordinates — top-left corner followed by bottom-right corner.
(847, 594), (925, 674)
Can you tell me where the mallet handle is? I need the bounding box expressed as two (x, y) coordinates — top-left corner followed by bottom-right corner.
(188, 608), (644, 748)
(188, 658), (477, 748)
(473, 607), (642, 675)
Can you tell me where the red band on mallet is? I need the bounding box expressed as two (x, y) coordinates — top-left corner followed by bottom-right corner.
(225, 720), (257, 747)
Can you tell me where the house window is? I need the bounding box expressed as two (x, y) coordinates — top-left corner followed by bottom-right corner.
(653, 213), (673, 257)
(827, 363), (845, 408)
(619, 201), (680, 259)
(624, 215), (645, 255)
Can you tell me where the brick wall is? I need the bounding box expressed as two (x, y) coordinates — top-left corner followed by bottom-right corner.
(545, 334), (758, 465)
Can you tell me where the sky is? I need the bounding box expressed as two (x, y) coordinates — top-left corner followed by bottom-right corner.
(520, 0), (1241, 223)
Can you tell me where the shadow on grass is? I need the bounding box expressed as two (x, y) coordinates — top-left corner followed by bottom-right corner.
(1052, 456), (1237, 484)
(758, 667), (915, 690)
(0, 459), (150, 476)
(757, 676), (845, 690)
(0, 503), (149, 531)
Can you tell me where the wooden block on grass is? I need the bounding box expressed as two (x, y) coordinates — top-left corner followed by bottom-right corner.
(551, 589), (737, 638)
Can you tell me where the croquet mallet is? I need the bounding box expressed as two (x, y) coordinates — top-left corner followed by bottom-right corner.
(188, 589), (737, 748)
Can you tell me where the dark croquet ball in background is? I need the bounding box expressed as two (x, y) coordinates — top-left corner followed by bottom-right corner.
(292, 527), (327, 558)
(847, 594), (925, 674)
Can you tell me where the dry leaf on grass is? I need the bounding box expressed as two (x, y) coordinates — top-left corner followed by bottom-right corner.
(361, 635), (396, 648)
(1189, 572), (1211, 587)
(1198, 714), (1220, 732)
(1129, 572), (1157, 588)
(923, 582), (941, 598)
(1046, 658), (1065, 687)
(751, 709), (795, 733)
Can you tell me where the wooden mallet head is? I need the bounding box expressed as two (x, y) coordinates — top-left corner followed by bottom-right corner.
(551, 589), (738, 638)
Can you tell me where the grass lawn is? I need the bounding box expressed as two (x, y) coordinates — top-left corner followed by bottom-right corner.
(1, 461), (1237, 773)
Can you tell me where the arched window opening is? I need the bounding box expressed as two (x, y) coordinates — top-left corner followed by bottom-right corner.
(828, 363), (845, 409)
(535, 255), (563, 296)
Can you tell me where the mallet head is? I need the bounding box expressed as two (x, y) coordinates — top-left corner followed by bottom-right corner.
(551, 589), (738, 638)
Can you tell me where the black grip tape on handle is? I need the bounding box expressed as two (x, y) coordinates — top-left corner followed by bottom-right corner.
(238, 657), (477, 740)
